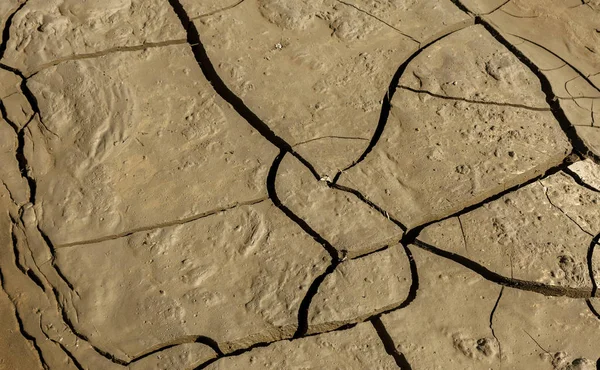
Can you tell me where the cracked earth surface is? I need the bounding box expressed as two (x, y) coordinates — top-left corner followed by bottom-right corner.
(0, 0), (599, 369)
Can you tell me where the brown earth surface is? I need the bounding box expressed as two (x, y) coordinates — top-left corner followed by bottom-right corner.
(0, 0), (599, 369)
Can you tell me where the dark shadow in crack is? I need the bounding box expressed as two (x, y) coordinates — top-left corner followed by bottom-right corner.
(586, 233), (600, 319)
(371, 316), (412, 369)
(331, 22), (474, 184)
(413, 239), (593, 298)
(166, 0), (320, 180)
(0, 2), (27, 60)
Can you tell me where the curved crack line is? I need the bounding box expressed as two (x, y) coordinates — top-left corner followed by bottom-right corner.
(475, 19), (600, 163)
(490, 287), (504, 369)
(292, 135), (369, 147)
(166, 0), (321, 180)
(478, 0), (512, 16)
(539, 180), (594, 237)
(195, 244), (419, 369)
(586, 234), (600, 319)
(0, 1), (27, 60)
(331, 19), (475, 184)
(267, 150), (339, 260)
(506, 33), (600, 95)
(499, 9), (539, 18)
(398, 85), (551, 111)
(335, 0), (421, 45)
(413, 238), (593, 298)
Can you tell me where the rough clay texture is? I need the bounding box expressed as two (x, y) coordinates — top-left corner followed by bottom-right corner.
(308, 244), (412, 333)
(276, 153), (402, 258)
(196, 0), (469, 177)
(420, 162), (600, 291)
(1, 0), (600, 369)
(204, 321), (398, 370)
(338, 25), (572, 230)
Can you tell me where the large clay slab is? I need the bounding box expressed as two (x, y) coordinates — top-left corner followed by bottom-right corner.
(308, 244), (412, 333)
(195, 0), (469, 177)
(276, 153), (402, 258)
(1, 0), (187, 74)
(494, 289), (600, 369)
(380, 246), (502, 369)
(204, 321), (397, 369)
(420, 161), (600, 291)
(25, 44), (278, 246)
(54, 201), (329, 359)
(339, 25), (571, 229)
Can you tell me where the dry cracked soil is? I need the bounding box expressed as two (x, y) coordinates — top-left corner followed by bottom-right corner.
(0, 0), (600, 369)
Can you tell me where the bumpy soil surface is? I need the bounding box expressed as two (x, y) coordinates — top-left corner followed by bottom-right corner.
(1, 0), (599, 369)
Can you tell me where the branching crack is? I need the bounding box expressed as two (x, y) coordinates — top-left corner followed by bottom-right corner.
(331, 18), (475, 184)
(398, 85), (551, 111)
(293, 135), (369, 147)
(539, 180), (594, 237)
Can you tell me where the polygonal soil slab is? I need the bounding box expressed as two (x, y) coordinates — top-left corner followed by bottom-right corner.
(275, 153), (402, 258)
(25, 44), (278, 246)
(494, 289), (600, 369)
(380, 246), (502, 369)
(54, 201), (329, 361)
(420, 160), (600, 292)
(308, 244), (413, 333)
(194, 0), (469, 177)
(338, 25), (571, 229)
(204, 321), (397, 369)
(1, 0), (187, 74)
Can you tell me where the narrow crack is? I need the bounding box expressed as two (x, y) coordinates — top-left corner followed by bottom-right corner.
(474, 19), (600, 163)
(478, 0), (511, 16)
(523, 329), (550, 354)
(371, 317), (412, 369)
(10, 221), (45, 292)
(563, 167), (600, 193)
(398, 85), (551, 111)
(335, 0), (421, 45)
(292, 135), (369, 147)
(413, 238), (593, 298)
(457, 216), (469, 254)
(127, 335), (223, 365)
(540, 180), (594, 237)
(165, 0), (321, 180)
(499, 9), (539, 18)
(267, 150), (339, 260)
(194, 244), (418, 369)
(293, 260), (339, 338)
(56, 197), (269, 248)
(586, 234), (600, 319)
(27, 39), (189, 77)
(331, 18), (475, 184)
(0, 268), (49, 370)
(192, 0), (246, 20)
(489, 287), (504, 369)
(328, 182), (408, 232)
(38, 315), (84, 370)
(506, 33), (600, 95)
